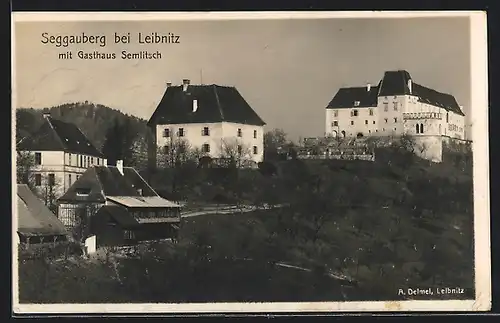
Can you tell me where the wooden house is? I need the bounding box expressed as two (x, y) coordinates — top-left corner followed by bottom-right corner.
(56, 161), (182, 244)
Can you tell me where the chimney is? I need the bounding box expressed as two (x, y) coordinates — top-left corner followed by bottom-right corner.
(116, 160), (124, 175)
(366, 83), (371, 92)
(42, 108), (50, 118)
(407, 79), (412, 94)
(192, 99), (198, 113)
(166, 81), (172, 88)
(182, 79), (190, 92)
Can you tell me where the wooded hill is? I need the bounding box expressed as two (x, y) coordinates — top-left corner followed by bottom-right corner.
(15, 102), (149, 151)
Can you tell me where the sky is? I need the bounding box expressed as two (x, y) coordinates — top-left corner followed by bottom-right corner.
(14, 16), (472, 141)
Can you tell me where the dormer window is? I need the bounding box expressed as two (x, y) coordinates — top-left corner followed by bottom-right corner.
(354, 101), (360, 107)
(76, 188), (91, 197)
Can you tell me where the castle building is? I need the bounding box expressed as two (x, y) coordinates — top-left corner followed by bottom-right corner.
(325, 70), (467, 161)
(147, 79), (266, 168)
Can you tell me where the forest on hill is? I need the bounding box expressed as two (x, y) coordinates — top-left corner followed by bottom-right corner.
(16, 102), (149, 148)
(15, 102), (150, 169)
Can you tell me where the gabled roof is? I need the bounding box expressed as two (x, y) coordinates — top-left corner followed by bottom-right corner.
(17, 184), (68, 236)
(326, 70), (465, 116)
(58, 165), (162, 203)
(17, 116), (104, 157)
(147, 84), (266, 127)
(95, 205), (140, 229)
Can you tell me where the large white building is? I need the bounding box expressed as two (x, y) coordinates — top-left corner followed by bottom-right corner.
(325, 70), (467, 161)
(147, 79), (266, 167)
(17, 111), (107, 198)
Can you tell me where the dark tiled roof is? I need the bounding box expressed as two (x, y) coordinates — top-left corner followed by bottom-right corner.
(326, 84), (380, 109)
(95, 205), (139, 228)
(17, 116), (104, 156)
(326, 70), (465, 116)
(17, 184), (68, 236)
(147, 84), (266, 127)
(58, 166), (158, 203)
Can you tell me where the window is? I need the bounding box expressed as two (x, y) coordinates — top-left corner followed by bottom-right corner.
(237, 145), (242, 155)
(237, 128), (242, 137)
(91, 157), (94, 165)
(80, 155), (83, 167)
(333, 110), (338, 117)
(97, 158), (100, 165)
(416, 124), (420, 134)
(373, 121), (376, 124)
(393, 102), (398, 111)
(35, 153), (41, 165)
(253, 146), (258, 154)
(384, 103), (388, 111)
(35, 174), (41, 186)
(420, 123), (424, 133)
(69, 174), (72, 186)
(163, 128), (170, 138)
(124, 230), (135, 240)
(253, 130), (257, 139)
(76, 175), (80, 180)
(354, 101), (360, 107)
(202, 144), (210, 153)
(48, 174), (55, 186)
(76, 188), (91, 196)
(446, 113), (449, 123)
(365, 120), (368, 125)
(68, 153), (72, 166)
(384, 118), (388, 123)
(394, 117), (398, 123)
(178, 128), (185, 137)
(332, 121), (338, 127)
(350, 121), (354, 125)
(202, 127), (210, 136)
(369, 109), (374, 116)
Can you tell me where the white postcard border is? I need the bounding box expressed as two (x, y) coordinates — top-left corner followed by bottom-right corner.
(11, 11), (491, 314)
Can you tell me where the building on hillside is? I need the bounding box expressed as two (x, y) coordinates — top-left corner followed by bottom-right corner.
(16, 184), (70, 245)
(57, 160), (182, 243)
(324, 70), (467, 162)
(17, 110), (107, 199)
(147, 79), (266, 168)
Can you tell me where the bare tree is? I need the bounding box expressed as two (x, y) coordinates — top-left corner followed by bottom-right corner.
(34, 174), (63, 214)
(128, 132), (149, 171)
(218, 138), (253, 168)
(157, 138), (195, 169)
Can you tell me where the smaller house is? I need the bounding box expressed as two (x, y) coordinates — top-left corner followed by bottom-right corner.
(57, 160), (182, 245)
(16, 184), (69, 245)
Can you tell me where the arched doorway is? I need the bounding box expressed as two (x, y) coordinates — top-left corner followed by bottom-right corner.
(331, 130), (338, 138)
(341, 130), (346, 138)
(356, 132), (364, 138)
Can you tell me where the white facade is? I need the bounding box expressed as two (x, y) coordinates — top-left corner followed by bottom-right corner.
(155, 121), (264, 166)
(29, 150), (107, 198)
(325, 92), (466, 140)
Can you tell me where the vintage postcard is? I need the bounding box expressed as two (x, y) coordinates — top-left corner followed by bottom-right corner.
(11, 11), (490, 314)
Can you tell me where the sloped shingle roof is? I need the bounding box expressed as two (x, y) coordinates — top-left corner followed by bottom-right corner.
(17, 116), (104, 157)
(95, 205), (140, 228)
(17, 184), (68, 236)
(147, 84), (266, 127)
(58, 166), (159, 203)
(326, 70), (465, 116)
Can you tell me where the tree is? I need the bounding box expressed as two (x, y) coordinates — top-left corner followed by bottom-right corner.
(264, 128), (288, 161)
(16, 150), (36, 189)
(34, 173), (63, 213)
(218, 138), (253, 168)
(101, 118), (138, 166)
(157, 138), (194, 169)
